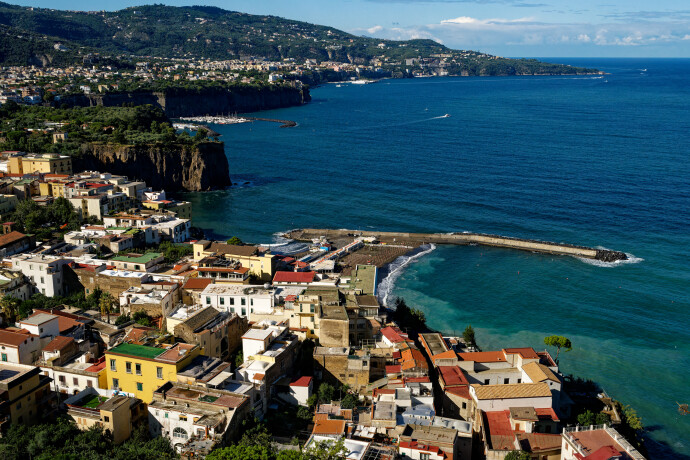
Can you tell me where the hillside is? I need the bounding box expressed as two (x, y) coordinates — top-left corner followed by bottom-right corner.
(0, 3), (598, 75)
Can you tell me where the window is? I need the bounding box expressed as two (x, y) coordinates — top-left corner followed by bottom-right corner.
(126, 362), (132, 374)
(241, 308), (246, 316)
(230, 297), (235, 305)
(110, 359), (116, 372)
(165, 412), (168, 418)
(173, 427), (188, 440)
(135, 363), (142, 375)
(206, 296), (211, 305)
(462, 402), (467, 409)
(87, 380), (93, 388)
(136, 382), (143, 391)
(59, 375), (66, 384)
(112, 378), (119, 389)
(157, 367), (163, 379)
(484, 379), (490, 385)
(517, 378), (522, 384)
(420, 454), (430, 460)
(504, 378), (510, 384)
(103, 416), (110, 422)
(241, 298), (246, 306)
(73, 377), (78, 385)
(220, 297), (225, 305)
(179, 415), (187, 421)
(250, 299), (253, 306)
(1, 353), (6, 362)
(310, 304), (315, 313)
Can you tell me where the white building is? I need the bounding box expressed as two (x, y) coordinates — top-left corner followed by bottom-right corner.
(200, 284), (273, 320)
(0, 329), (41, 364)
(11, 254), (74, 297)
(17, 313), (60, 340)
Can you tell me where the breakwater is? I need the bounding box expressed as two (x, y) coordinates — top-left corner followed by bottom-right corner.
(285, 228), (628, 262)
(245, 117), (297, 128)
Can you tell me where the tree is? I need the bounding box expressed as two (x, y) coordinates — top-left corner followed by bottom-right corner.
(132, 310), (153, 327)
(0, 296), (21, 325)
(114, 313), (132, 326)
(99, 292), (115, 323)
(226, 236), (243, 245)
(543, 335), (572, 361)
(462, 324), (477, 349)
(317, 383), (335, 404)
(340, 393), (358, 409)
(577, 409), (596, 426)
(623, 405), (644, 431)
(505, 451), (531, 460)
(595, 412), (611, 425)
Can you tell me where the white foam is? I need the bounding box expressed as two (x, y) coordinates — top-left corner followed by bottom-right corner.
(377, 243), (436, 307)
(576, 252), (643, 268)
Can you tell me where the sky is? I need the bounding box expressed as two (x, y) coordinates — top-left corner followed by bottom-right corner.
(11, 0), (690, 57)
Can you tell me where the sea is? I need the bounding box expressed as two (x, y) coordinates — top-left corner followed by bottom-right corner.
(181, 58), (690, 458)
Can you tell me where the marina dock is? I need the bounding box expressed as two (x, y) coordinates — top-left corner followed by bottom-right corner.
(284, 228), (628, 262)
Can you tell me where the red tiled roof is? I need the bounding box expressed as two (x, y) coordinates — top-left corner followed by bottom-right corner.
(42, 335), (74, 353)
(438, 366), (469, 387)
(290, 376), (313, 387)
(503, 347), (539, 359)
(31, 311), (81, 334)
(182, 278), (214, 290)
(0, 329), (37, 347)
(386, 365), (402, 374)
(535, 407), (560, 422)
(273, 271), (316, 283)
(381, 326), (406, 343)
(584, 446), (622, 460)
(431, 350), (458, 364)
(446, 386), (471, 400)
(312, 419), (346, 436)
(0, 231), (28, 248)
(483, 411), (517, 451)
(399, 441), (445, 457)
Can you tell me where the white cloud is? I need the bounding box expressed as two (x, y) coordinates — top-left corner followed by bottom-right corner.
(367, 25), (384, 34)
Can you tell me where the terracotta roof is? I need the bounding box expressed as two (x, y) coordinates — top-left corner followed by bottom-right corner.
(381, 326), (406, 343)
(386, 365), (402, 374)
(42, 335), (74, 353)
(399, 441), (445, 458)
(566, 428), (629, 458)
(432, 350), (458, 364)
(483, 410), (516, 451)
(471, 382), (552, 400)
(584, 446), (622, 460)
(515, 432), (562, 453)
(438, 366), (469, 387)
(503, 347), (540, 359)
(535, 407), (560, 422)
(273, 271), (316, 283)
(522, 361), (560, 383)
(401, 348), (427, 371)
(457, 351), (506, 362)
(0, 231), (28, 248)
(446, 386), (471, 400)
(312, 419), (346, 436)
(290, 376), (313, 387)
(0, 329), (36, 347)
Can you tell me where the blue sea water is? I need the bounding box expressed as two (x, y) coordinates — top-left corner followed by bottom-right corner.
(182, 58), (690, 457)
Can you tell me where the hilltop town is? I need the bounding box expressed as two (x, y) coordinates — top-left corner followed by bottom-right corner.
(0, 149), (647, 459)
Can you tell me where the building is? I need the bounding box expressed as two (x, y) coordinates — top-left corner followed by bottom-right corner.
(399, 424), (462, 460)
(119, 285), (178, 322)
(41, 353), (107, 397)
(196, 257), (250, 284)
(561, 425), (646, 460)
(170, 306), (248, 360)
(11, 254), (74, 297)
(0, 230), (34, 257)
(104, 342), (201, 403)
(481, 408), (561, 460)
(64, 387), (145, 444)
(313, 347), (371, 393)
(470, 382), (553, 412)
(8, 153), (72, 175)
(109, 253), (165, 272)
(0, 268), (34, 302)
(200, 284), (273, 319)
(192, 241), (276, 282)
(0, 329), (41, 364)
(180, 278), (214, 305)
(148, 381), (250, 453)
(0, 362), (54, 430)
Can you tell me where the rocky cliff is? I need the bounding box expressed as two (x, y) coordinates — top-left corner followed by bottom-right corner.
(63, 85), (310, 118)
(74, 142), (231, 192)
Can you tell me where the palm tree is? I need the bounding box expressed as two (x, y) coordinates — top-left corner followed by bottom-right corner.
(99, 292), (115, 324)
(0, 295), (21, 325)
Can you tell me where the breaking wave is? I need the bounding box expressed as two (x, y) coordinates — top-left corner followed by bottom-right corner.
(576, 252), (643, 268)
(377, 243), (436, 308)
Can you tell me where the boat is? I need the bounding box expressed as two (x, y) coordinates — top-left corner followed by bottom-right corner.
(441, 114), (451, 118)
(350, 79), (375, 85)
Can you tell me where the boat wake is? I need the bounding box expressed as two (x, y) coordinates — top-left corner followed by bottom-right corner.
(576, 252), (643, 268)
(258, 232), (311, 255)
(377, 243), (436, 308)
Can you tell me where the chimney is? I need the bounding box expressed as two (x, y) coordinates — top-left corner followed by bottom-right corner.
(2, 222), (14, 234)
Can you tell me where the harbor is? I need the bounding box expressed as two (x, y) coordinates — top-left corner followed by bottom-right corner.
(284, 228), (628, 262)
(175, 115), (297, 128)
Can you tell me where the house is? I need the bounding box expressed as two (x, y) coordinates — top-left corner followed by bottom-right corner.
(273, 270), (316, 285)
(192, 241), (276, 282)
(109, 252), (164, 272)
(399, 424), (461, 460)
(119, 285), (177, 324)
(0, 230), (34, 257)
(0, 362), (54, 430)
(148, 381), (250, 454)
(280, 376), (313, 406)
(200, 284), (273, 319)
(470, 382), (553, 412)
(64, 387), (145, 444)
(0, 329), (41, 364)
(11, 254), (74, 297)
(481, 408), (561, 460)
(313, 347), (371, 393)
(561, 425), (646, 460)
(104, 342), (201, 403)
(41, 354), (107, 396)
(171, 306), (248, 360)
(0, 268), (34, 302)
(180, 277), (213, 305)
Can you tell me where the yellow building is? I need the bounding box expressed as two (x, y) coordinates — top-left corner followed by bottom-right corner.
(193, 241), (276, 282)
(142, 200), (193, 219)
(105, 343), (200, 403)
(65, 389), (143, 444)
(38, 181), (67, 198)
(8, 153), (72, 175)
(0, 363), (54, 428)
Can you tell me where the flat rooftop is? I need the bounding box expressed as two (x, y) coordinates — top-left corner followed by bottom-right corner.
(106, 343), (164, 360)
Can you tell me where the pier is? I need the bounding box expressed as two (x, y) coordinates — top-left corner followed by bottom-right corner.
(244, 117), (297, 128)
(284, 228), (628, 262)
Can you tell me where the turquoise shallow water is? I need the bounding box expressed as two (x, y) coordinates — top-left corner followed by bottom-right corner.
(183, 58), (690, 457)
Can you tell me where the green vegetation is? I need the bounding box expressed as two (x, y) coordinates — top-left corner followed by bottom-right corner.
(393, 297), (427, 332)
(116, 241), (193, 264)
(576, 409), (611, 426)
(13, 289), (105, 321)
(0, 3), (598, 75)
(116, 310), (154, 327)
(0, 419), (177, 460)
(207, 424), (346, 460)
(544, 335), (572, 361)
(0, 104), (214, 157)
(8, 197), (81, 240)
(463, 324), (478, 349)
(505, 451), (531, 460)
(226, 236), (243, 245)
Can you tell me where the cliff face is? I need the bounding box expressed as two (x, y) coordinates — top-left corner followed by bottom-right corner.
(74, 142), (230, 192)
(63, 86), (310, 117)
